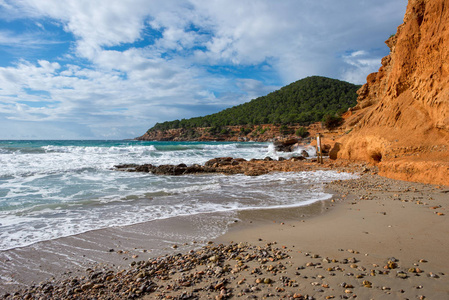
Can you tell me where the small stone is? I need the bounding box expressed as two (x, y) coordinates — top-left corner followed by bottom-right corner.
(362, 280), (372, 288)
(429, 272), (439, 278)
(209, 255), (219, 262)
(385, 261), (398, 269)
(264, 278), (272, 284)
(92, 284), (104, 289)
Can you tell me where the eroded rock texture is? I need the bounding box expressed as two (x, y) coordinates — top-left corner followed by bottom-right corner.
(339, 0), (449, 185)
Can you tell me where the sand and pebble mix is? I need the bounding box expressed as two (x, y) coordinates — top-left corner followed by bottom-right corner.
(2, 239), (445, 300)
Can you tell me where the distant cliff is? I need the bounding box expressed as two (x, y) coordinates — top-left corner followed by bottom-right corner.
(137, 123), (322, 142)
(338, 0), (449, 185)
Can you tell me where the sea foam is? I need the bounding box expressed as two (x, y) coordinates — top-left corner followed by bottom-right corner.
(0, 140), (356, 250)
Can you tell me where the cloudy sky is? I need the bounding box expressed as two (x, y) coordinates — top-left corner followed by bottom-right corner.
(0, 0), (407, 140)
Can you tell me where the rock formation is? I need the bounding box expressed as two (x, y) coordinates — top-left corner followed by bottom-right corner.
(338, 0), (449, 185)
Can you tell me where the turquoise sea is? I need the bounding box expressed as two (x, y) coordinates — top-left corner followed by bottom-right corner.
(0, 140), (355, 251)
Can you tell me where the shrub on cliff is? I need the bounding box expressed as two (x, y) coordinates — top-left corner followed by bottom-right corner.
(323, 114), (344, 130)
(296, 127), (309, 138)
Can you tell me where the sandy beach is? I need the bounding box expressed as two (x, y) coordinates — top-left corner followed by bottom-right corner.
(2, 168), (448, 299)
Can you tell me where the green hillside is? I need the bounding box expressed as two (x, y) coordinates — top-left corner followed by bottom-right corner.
(148, 76), (360, 132)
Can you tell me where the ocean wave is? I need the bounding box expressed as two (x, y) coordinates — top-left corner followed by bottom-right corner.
(42, 145), (157, 154)
(0, 170), (358, 250)
(0, 140), (356, 251)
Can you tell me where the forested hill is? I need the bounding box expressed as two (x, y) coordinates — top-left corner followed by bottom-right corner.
(147, 76), (360, 134)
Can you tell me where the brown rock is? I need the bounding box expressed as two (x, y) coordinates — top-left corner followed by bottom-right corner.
(338, 0), (449, 186)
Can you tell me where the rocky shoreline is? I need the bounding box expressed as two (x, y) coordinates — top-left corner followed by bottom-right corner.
(115, 156), (310, 177)
(114, 157), (369, 177)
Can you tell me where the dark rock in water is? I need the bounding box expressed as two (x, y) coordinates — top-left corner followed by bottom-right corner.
(186, 164), (205, 173)
(264, 157), (273, 161)
(278, 157), (286, 161)
(135, 164), (153, 172)
(152, 164), (188, 175)
(299, 150), (309, 157)
(205, 157), (233, 167)
(274, 138), (299, 152)
(116, 162), (208, 176)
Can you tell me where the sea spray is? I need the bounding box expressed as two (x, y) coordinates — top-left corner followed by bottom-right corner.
(0, 140), (357, 250)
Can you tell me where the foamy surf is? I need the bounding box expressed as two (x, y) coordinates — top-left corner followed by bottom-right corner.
(0, 140), (357, 251)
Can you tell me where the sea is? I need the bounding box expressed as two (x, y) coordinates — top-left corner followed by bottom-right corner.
(0, 140), (357, 252)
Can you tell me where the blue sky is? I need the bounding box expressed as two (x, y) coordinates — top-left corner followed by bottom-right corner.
(0, 0), (407, 140)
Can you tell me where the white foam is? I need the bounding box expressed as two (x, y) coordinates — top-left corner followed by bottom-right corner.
(0, 141), (358, 250)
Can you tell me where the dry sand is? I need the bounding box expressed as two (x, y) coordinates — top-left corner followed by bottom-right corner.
(211, 174), (449, 299)
(2, 172), (449, 299)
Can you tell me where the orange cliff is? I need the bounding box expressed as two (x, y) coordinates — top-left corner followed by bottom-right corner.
(336, 0), (449, 186)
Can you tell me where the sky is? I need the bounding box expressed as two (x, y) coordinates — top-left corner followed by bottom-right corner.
(0, 0), (407, 140)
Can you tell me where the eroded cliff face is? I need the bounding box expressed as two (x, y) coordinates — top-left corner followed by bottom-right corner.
(338, 0), (449, 185)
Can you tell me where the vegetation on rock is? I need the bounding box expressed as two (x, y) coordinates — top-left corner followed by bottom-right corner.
(147, 76), (360, 135)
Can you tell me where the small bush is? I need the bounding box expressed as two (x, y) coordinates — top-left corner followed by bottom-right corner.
(323, 114), (344, 130)
(220, 127), (231, 135)
(280, 124), (293, 135)
(240, 127), (252, 135)
(295, 127), (309, 138)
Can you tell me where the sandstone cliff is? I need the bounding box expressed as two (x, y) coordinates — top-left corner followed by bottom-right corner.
(338, 0), (449, 185)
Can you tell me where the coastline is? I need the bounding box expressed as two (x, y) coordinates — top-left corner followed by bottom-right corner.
(2, 170), (449, 299)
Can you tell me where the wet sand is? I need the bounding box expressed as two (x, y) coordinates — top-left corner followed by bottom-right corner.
(2, 172), (449, 299)
(0, 211), (236, 294)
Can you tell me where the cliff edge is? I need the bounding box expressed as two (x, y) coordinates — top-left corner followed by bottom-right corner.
(338, 0), (449, 185)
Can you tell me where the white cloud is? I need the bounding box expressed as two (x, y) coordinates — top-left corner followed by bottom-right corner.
(341, 51), (385, 84)
(0, 0), (407, 139)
